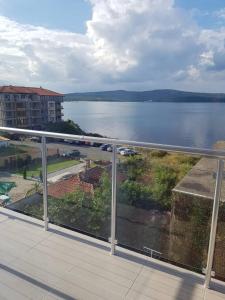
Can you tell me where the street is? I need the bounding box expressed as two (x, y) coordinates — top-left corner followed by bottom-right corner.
(11, 140), (113, 161)
(48, 162), (86, 183)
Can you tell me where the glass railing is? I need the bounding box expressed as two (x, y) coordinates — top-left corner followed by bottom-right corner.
(213, 166), (225, 282)
(116, 148), (215, 274)
(0, 126), (224, 289)
(0, 136), (43, 220)
(46, 138), (111, 240)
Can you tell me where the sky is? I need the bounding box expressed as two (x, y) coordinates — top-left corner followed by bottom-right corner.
(1, 0), (225, 93)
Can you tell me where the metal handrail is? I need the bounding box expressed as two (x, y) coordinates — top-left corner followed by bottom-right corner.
(0, 126), (224, 289)
(1, 126), (225, 158)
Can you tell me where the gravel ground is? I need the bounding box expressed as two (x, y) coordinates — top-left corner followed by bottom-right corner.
(0, 172), (36, 203)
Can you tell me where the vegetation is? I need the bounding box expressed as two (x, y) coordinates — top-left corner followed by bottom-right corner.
(23, 168), (27, 180)
(17, 158), (79, 178)
(46, 119), (85, 135)
(45, 119), (104, 139)
(21, 148), (220, 274)
(24, 175), (111, 237)
(151, 165), (177, 209)
(118, 151), (199, 210)
(0, 144), (25, 157)
(26, 182), (42, 197)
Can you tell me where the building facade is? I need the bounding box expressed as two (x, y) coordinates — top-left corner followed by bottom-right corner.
(0, 86), (63, 129)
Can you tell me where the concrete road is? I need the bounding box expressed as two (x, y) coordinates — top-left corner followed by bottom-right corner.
(11, 140), (113, 161)
(48, 162), (86, 183)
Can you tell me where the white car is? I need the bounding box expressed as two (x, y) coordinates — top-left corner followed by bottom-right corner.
(107, 146), (113, 152)
(117, 147), (126, 154)
(120, 148), (136, 156)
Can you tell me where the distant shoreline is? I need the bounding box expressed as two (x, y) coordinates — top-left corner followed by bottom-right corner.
(64, 89), (225, 103)
(64, 99), (225, 103)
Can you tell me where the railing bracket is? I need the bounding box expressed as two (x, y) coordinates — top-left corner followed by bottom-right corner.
(202, 268), (215, 277)
(109, 238), (118, 244)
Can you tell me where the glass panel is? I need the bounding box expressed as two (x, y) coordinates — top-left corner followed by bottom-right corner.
(213, 161), (225, 281)
(0, 134), (43, 220)
(46, 138), (111, 240)
(116, 146), (215, 273)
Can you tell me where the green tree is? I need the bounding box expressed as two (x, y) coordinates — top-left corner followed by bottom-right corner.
(48, 189), (89, 226)
(23, 168), (27, 179)
(26, 182), (42, 197)
(90, 172), (111, 232)
(122, 156), (146, 180)
(119, 180), (152, 206)
(46, 120), (85, 135)
(151, 165), (177, 209)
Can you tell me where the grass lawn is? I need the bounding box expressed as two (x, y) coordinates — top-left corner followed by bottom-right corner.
(17, 159), (80, 177)
(0, 145), (26, 157)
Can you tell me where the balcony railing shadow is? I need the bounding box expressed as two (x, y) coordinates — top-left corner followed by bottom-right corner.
(0, 263), (75, 300)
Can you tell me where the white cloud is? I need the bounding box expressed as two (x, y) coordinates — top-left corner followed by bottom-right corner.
(214, 8), (225, 20)
(0, 0), (225, 92)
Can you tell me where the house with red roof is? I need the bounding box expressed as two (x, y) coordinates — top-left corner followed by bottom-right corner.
(48, 175), (93, 199)
(0, 85), (63, 129)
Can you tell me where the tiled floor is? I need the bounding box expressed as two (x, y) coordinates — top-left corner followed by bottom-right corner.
(0, 207), (224, 300)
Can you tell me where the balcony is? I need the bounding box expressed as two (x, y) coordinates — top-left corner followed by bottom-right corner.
(31, 107), (41, 111)
(0, 127), (225, 299)
(0, 207), (223, 300)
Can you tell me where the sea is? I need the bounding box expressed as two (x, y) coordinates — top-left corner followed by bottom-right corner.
(63, 101), (225, 148)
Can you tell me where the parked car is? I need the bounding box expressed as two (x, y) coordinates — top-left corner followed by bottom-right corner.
(62, 150), (80, 158)
(107, 146), (113, 152)
(100, 144), (111, 151)
(63, 139), (74, 144)
(70, 149), (80, 157)
(29, 136), (41, 143)
(120, 148), (136, 156)
(117, 147), (126, 154)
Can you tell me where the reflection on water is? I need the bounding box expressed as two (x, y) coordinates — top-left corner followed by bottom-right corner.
(63, 101), (225, 148)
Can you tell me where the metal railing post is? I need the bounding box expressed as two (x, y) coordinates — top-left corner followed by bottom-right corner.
(204, 159), (224, 288)
(41, 136), (48, 231)
(110, 144), (117, 255)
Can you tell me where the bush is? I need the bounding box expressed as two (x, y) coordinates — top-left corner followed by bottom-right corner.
(151, 165), (177, 209)
(150, 150), (168, 158)
(23, 168), (27, 179)
(122, 156), (146, 180)
(119, 180), (153, 207)
(46, 120), (85, 135)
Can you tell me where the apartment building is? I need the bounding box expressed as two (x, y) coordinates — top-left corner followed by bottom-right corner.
(0, 85), (63, 129)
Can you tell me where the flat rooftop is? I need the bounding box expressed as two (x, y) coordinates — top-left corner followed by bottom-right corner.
(173, 141), (225, 200)
(0, 208), (224, 299)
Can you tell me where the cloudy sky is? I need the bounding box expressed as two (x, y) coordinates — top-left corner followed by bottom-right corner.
(1, 0), (225, 93)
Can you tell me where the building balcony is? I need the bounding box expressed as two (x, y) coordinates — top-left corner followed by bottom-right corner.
(31, 115), (41, 118)
(4, 108), (15, 112)
(31, 107), (41, 111)
(4, 115), (15, 120)
(0, 127), (225, 299)
(16, 108), (26, 111)
(0, 207), (223, 300)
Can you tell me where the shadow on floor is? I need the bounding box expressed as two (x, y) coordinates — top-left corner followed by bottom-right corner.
(0, 263), (76, 300)
(1, 210), (225, 300)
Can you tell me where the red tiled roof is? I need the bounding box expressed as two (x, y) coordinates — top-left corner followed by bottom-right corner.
(0, 85), (63, 96)
(80, 166), (104, 186)
(48, 175), (93, 199)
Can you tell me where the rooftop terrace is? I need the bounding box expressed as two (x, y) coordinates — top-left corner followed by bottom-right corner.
(0, 207), (224, 300)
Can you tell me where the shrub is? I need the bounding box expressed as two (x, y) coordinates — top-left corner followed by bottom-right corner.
(150, 150), (168, 158)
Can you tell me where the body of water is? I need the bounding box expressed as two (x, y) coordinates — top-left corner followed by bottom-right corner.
(63, 101), (225, 148)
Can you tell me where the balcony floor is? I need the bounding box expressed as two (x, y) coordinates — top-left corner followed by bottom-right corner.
(0, 208), (224, 300)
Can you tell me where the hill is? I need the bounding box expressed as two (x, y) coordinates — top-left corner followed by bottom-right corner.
(64, 89), (225, 102)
